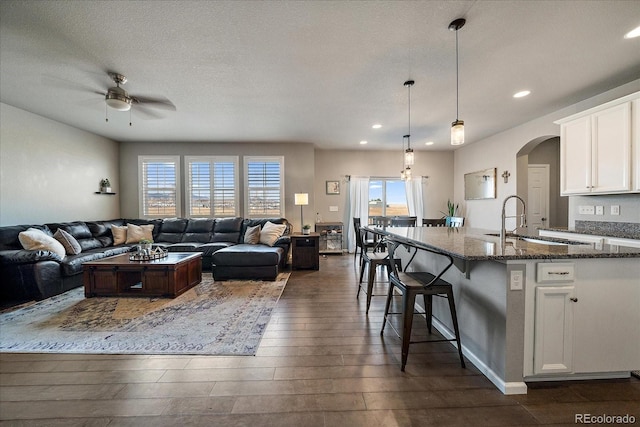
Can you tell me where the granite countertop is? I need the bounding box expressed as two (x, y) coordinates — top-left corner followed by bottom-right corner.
(369, 226), (640, 261)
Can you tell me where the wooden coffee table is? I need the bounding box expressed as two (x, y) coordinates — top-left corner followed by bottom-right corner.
(83, 252), (202, 298)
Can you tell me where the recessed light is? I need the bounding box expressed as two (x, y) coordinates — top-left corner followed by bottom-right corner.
(359, 140), (368, 145)
(372, 124), (382, 129)
(624, 25), (640, 39)
(513, 90), (531, 98)
(425, 141), (434, 146)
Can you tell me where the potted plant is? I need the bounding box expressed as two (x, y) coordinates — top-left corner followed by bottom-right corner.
(100, 178), (112, 193)
(139, 238), (153, 252)
(302, 224), (311, 235)
(440, 199), (460, 226)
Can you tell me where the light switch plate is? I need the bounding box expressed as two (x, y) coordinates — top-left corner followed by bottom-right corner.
(329, 206), (338, 212)
(595, 206), (604, 215)
(611, 205), (620, 215)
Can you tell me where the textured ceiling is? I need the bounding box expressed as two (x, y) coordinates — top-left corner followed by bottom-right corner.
(1, 0), (639, 151)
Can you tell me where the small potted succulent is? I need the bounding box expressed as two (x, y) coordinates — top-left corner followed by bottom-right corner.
(100, 178), (112, 193)
(139, 239), (153, 253)
(302, 224), (311, 235)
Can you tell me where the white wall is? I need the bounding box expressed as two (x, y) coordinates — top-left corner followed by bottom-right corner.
(454, 79), (640, 231)
(0, 103), (120, 226)
(314, 149), (454, 224)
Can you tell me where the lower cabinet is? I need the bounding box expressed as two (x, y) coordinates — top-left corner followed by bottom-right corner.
(529, 259), (640, 378)
(534, 285), (575, 375)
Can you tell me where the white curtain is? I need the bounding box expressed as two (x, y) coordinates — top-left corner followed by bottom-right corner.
(405, 176), (424, 224)
(347, 176), (370, 253)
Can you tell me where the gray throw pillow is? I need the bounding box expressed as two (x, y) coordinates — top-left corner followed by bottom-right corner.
(54, 228), (82, 255)
(244, 225), (261, 244)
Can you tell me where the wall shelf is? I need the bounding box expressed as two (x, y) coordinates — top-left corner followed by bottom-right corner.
(94, 192), (116, 195)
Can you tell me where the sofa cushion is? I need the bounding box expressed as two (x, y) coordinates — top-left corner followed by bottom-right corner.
(54, 229), (82, 255)
(181, 218), (215, 243)
(259, 221), (287, 246)
(18, 228), (66, 259)
(156, 218), (188, 243)
(87, 219), (126, 247)
(0, 224), (52, 251)
(165, 242), (203, 252)
(212, 217), (243, 243)
(212, 244), (283, 267)
(60, 246), (131, 276)
(47, 222), (102, 252)
(125, 223), (154, 243)
(194, 242), (235, 257)
(244, 225), (261, 244)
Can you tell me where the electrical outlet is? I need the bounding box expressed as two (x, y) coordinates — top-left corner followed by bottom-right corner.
(595, 206), (604, 215)
(611, 205), (620, 215)
(578, 205), (595, 215)
(510, 270), (523, 291)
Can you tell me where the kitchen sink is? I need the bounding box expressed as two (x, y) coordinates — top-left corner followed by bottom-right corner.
(484, 233), (586, 246)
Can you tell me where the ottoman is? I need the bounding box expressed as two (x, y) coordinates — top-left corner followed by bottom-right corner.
(212, 244), (285, 281)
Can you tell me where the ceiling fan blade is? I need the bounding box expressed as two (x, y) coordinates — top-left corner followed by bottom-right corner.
(42, 75), (105, 96)
(133, 104), (165, 120)
(131, 95), (176, 111)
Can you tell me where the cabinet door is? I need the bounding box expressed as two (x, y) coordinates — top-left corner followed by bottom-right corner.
(591, 102), (631, 193)
(572, 265), (640, 373)
(534, 286), (575, 374)
(634, 99), (640, 192)
(561, 116), (591, 195)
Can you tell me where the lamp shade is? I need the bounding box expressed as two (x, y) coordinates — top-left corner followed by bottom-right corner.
(294, 193), (309, 206)
(404, 147), (414, 166)
(105, 97), (132, 111)
(451, 120), (465, 145)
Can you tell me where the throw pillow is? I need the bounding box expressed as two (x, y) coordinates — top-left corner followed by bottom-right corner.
(125, 223), (154, 244)
(18, 228), (66, 259)
(244, 225), (261, 244)
(259, 221), (286, 246)
(111, 225), (128, 245)
(53, 229), (82, 255)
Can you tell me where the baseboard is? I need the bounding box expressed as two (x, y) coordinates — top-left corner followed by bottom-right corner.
(430, 316), (528, 395)
(525, 371), (632, 382)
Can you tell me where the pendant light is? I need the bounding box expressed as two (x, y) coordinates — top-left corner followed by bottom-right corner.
(404, 80), (415, 165)
(400, 135), (406, 180)
(449, 18), (466, 145)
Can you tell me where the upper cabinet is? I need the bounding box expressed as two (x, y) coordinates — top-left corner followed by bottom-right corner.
(556, 92), (639, 196)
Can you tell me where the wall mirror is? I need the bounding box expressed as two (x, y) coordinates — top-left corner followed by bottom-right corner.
(464, 168), (497, 200)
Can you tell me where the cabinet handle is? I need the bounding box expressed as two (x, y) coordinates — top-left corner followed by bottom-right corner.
(549, 271), (570, 275)
(570, 297), (578, 302)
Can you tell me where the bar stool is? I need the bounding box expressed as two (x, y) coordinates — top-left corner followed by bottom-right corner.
(357, 228), (402, 314)
(353, 218), (376, 264)
(381, 239), (465, 371)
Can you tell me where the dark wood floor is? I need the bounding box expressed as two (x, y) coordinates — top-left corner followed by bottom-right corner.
(1, 254), (638, 426)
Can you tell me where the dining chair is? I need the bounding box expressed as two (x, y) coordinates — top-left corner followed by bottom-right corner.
(422, 218), (446, 227)
(391, 216), (417, 227)
(353, 218), (376, 264)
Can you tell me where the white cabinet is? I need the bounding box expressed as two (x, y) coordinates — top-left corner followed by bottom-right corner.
(557, 92), (638, 195)
(538, 229), (640, 249)
(527, 259), (640, 379)
(534, 285), (575, 374)
(634, 99), (640, 192)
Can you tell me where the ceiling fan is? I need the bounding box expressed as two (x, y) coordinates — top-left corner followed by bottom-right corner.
(103, 72), (175, 114)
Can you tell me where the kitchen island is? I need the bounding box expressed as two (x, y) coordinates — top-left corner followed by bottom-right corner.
(371, 226), (640, 395)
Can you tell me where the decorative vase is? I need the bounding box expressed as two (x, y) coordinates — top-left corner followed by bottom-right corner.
(302, 228), (310, 235)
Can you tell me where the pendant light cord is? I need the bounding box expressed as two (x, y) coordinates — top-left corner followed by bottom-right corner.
(455, 28), (459, 121)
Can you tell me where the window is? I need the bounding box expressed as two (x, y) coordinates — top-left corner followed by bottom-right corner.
(138, 156), (181, 218)
(244, 156), (284, 218)
(368, 178), (409, 217)
(185, 156), (238, 217)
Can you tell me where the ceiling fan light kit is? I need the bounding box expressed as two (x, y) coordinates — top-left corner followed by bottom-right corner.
(449, 17), (466, 146)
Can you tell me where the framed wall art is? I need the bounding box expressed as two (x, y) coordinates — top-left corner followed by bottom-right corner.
(326, 180), (340, 195)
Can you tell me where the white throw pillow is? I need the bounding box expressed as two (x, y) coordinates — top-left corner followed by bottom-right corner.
(244, 224), (261, 244)
(111, 225), (128, 245)
(54, 229), (82, 255)
(18, 228), (66, 259)
(125, 223), (154, 244)
(259, 221), (286, 246)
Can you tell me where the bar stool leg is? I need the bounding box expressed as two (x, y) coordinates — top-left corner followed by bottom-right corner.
(380, 279), (395, 334)
(401, 289), (417, 372)
(446, 289), (466, 368)
(357, 260), (366, 299)
(365, 261), (377, 313)
(424, 294), (433, 334)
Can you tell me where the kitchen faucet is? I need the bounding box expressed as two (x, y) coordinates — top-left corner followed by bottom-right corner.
(501, 195), (527, 243)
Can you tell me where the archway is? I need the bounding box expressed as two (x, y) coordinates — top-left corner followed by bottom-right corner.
(516, 135), (568, 229)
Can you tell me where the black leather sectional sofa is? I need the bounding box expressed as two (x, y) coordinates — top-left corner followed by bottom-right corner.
(0, 217), (291, 306)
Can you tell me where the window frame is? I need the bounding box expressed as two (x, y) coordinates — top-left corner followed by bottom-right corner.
(184, 155), (239, 218)
(243, 156), (285, 218)
(368, 177), (409, 218)
(138, 155), (182, 218)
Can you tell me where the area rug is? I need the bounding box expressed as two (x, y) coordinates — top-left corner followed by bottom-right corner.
(0, 273), (288, 356)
